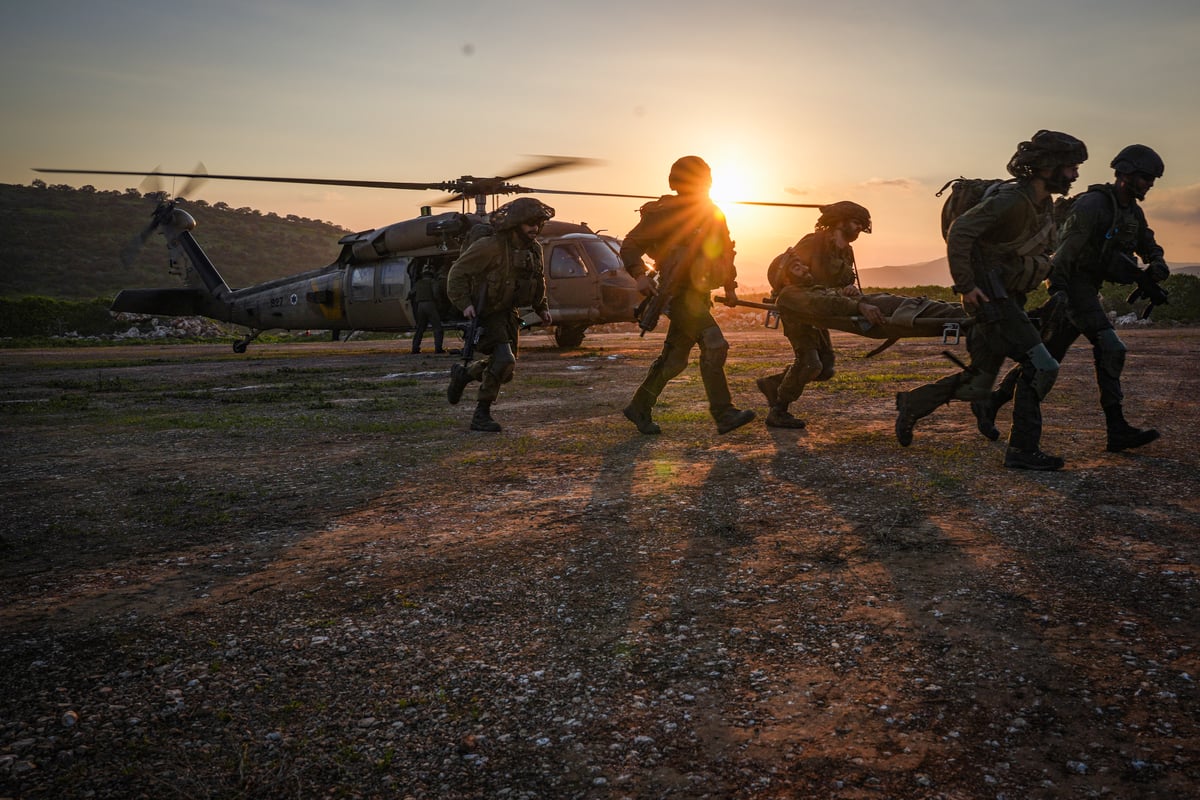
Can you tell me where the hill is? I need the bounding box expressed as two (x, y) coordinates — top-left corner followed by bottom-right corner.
(858, 257), (951, 288)
(0, 181), (351, 299)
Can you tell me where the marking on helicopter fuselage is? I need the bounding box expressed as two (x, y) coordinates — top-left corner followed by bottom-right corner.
(311, 279), (345, 321)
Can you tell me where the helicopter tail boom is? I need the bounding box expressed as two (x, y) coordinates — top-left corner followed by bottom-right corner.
(111, 288), (209, 317)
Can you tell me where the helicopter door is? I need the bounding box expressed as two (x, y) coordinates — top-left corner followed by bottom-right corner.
(544, 242), (599, 324)
(344, 259), (414, 330)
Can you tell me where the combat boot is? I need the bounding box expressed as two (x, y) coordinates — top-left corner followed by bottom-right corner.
(765, 403), (806, 429)
(470, 401), (501, 432)
(894, 391), (917, 447)
(715, 407), (756, 434)
(1003, 446), (1064, 471)
(755, 374), (781, 406)
(1105, 405), (1158, 452)
(447, 363), (469, 405)
(623, 389), (661, 435)
(971, 398), (1000, 441)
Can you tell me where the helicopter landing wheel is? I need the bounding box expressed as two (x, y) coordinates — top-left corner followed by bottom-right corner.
(553, 323), (587, 349)
(232, 329), (262, 354)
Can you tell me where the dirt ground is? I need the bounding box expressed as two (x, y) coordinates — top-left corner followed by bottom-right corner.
(1, 324), (1197, 799)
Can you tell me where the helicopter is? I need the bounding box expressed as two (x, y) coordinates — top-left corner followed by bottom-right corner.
(35, 157), (824, 352)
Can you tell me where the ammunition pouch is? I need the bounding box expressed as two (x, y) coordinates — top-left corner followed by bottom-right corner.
(1005, 216), (1056, 293)
(514, 277), (538, 308)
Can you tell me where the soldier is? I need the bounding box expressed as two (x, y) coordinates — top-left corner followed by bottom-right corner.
(620, 155), (755, 435)
(894, 130), (1088, 470)
(974, 145), (1169, 452)
(757, 201), (886, 428)
(445, 197), (554, 432)
(408, 265), (444, 354)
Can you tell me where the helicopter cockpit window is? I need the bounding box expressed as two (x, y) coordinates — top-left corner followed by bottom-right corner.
(380, 259), (410, 299)
(583, 239), (625, 274)
(349, 266), (374, 302)
(549, 246), (588, 279)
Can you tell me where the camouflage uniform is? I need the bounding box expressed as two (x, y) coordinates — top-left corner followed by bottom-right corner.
(983, 182), (1167, 450)
(620, 180), (754, 435)
(896, 181), (1060, 459)
(760, 230), (854, 423)
(446, 231), (548, 423)
(409, 270), (444, 354)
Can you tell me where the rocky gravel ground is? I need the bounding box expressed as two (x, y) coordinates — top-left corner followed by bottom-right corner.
(1, 326), (1197, 798)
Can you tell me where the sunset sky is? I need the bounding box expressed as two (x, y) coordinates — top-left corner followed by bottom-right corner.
(3, 0), (1198, 284)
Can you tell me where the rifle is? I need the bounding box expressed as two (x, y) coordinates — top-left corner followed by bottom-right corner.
(1117, 254), (1169, 319)
(461, 282), (487, 364)
(635, 255), (688, 336)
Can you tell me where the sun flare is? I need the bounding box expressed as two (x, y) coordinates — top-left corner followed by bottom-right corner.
(708, 165), (753, 207)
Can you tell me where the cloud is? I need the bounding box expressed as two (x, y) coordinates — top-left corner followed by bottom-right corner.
(784, 186), (812, 197)
(859, 177), (919, 190)
(1144, 183), (1200, 226)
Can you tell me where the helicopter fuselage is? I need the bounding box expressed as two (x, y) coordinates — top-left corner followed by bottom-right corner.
(112, 206), (645, 351)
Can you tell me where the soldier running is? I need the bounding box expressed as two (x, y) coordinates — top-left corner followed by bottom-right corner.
(445, 198), (554, 432)
(894, 130), (1088, 470)
(620, 156), (755, 436)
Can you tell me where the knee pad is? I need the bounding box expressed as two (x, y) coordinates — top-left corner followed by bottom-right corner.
(1026, 342), (1059, 400)
(698, 326), (729, 368)
(796, 349), (824, 383)
(1094, 328), (1126, 378)
(488, 343), (516, 384)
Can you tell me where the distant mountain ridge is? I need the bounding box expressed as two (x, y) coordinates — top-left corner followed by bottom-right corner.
(860, 258), (1200, 288)
(859, 258), (951, 288)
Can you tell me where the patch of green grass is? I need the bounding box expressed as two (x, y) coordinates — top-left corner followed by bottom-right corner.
(348, 418), (454, 435)
(828, 370), (931, 397)
(523, 375), (578, 389)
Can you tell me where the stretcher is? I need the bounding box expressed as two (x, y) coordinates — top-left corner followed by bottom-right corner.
(716, 294), (972, 357)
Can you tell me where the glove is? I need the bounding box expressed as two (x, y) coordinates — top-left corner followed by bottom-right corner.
(1147, 259), (1170, 283)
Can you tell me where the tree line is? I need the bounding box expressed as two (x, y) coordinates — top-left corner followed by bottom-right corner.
(0, 181), (353, 299)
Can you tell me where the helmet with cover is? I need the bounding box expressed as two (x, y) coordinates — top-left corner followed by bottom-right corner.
(1006, 130), (1088, 179)
(816, 200), (872, 233)
(490, 197), (556, 231)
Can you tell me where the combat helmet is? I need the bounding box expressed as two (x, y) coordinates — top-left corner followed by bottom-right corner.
(490, 197), (556, 231)
(668, 155), (713, 193)
(1006, 130), (1089, 179)
(1111, 144), (1164, 178)
(816, 200), (872, 233)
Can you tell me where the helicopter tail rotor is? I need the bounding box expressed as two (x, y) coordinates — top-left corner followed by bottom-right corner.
(118, 163), (208, 267)
(121, 197), (176, 267)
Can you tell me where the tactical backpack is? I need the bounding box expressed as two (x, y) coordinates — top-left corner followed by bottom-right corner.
(935, 177), (1016, 241)
(936, 176), (1057, 293)
(766, 247), (793, 295)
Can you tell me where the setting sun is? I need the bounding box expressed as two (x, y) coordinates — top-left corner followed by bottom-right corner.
(708, 163), (754, 207)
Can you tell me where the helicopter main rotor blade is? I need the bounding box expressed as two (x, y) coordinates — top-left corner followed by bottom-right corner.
(34, 168), (449, 193)
(501, 155), (602, 182)
(731, 200), (825, 208)
(518, 187), (659, 200)
(34, 166), (823, 209)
